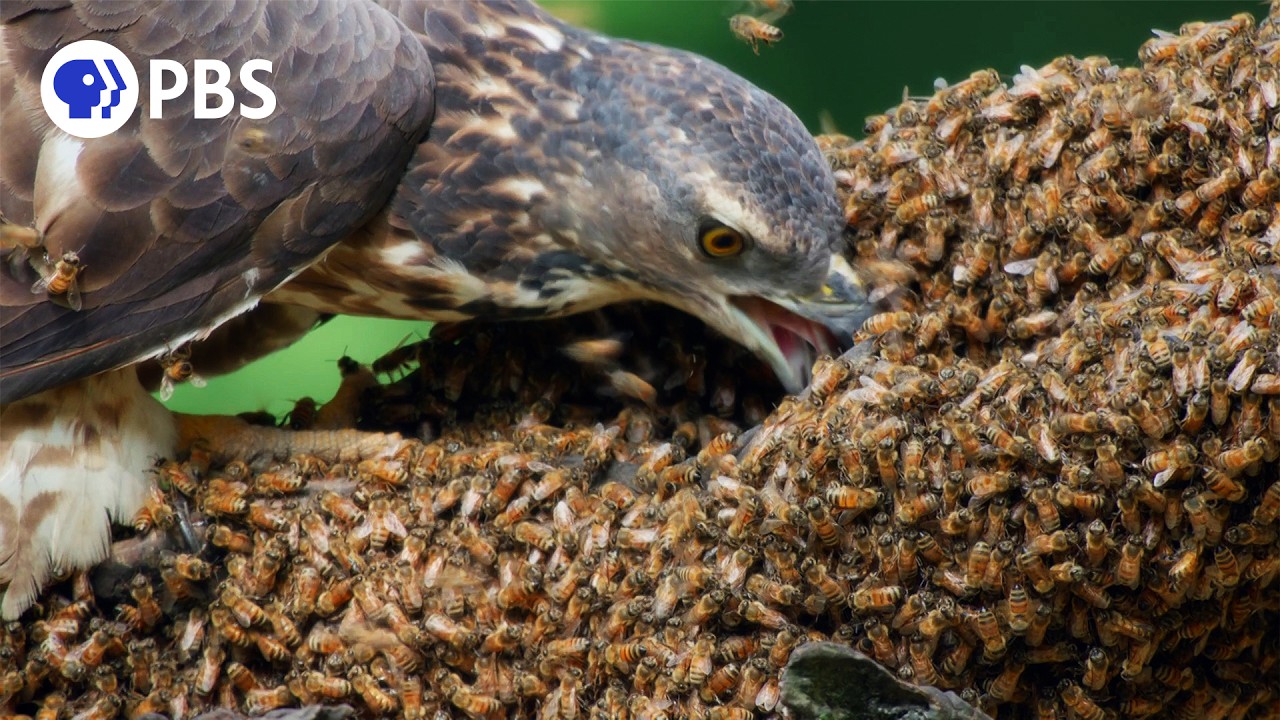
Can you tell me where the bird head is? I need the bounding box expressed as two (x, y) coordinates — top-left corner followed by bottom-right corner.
(539, 37), (869, 392)
(293, 2), (870, 392)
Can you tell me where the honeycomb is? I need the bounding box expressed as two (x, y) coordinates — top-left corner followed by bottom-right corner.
(4, 7), (1280, 720)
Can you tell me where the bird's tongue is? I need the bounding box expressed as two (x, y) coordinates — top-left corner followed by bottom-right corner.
(734, 297), (841, 388)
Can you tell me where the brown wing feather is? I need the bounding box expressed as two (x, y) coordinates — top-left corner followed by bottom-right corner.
(0, 0), (435, 402)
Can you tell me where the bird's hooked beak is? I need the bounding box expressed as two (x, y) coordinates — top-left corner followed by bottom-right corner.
(726, 255), (869, 392)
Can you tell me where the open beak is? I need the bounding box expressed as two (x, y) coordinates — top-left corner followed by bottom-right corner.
(726, 255), (869, 392)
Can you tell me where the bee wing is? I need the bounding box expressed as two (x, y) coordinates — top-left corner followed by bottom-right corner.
(62, 282), (82, 312)
(847, 375), (889, 404)
(351, 519), (374, 541)
(382, 511), (408, 539)
(1260, 79), (1278, 108)
(1034, 423), (1062, 463)
(430, 566), (488, 590)
(1003, 258), (1038, 275)
(29, 275), (50, 295)
(1181, 120), (1208, 137)
(190, 374), (208, 389)
(159, 376), (175, 402)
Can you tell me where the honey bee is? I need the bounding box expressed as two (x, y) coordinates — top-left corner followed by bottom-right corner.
(1237, 165), (1280, 206)
(1210, 378), (1232, 426)
(354, 496), (409, 551)
(851, 583), (905, 614)
(1059, 681), (1106, 720)
(729, 14), (783, 53)
(131, 486), (181, 537)
(1017, 551), (1055, 594)
(895, 491), (940, 526)
(351, 669), (400, 713)
(1213, 544), (1241, 588)
(153, 457), (199, 498)
(357, 458), (409, 486)
(157, 349), (207, 401)
(1242, 293), (1276, 325)
(606, 369), (658, 406)
(895, 191), (942, 225)
(1169, 543), (1203, 588)
(30, 250), (84, 311)
(319, 490), (364, 525)
(1227, 346), (1263, 392)
(302, 671), (352, 700)
(423, 613), (474, 650)
(119, 574), (163, 631)
(74, 695), (122, 720)
(826, 484), (881, 512)
(252, 631), (291, 664)
(1216, 438), (1266, 476)
(972, 608), (1007, 661)
(1078, 647), (1110, 692)
(967, 471), (1013, 499)
(964, 541), (992, 594)
(856, 310), (915, 341)
(1251, 479), (1280, 526)
(1126, 394), (1174, 439)
(315, 577), (355, 617)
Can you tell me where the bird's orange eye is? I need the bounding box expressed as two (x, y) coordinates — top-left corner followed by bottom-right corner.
(700, 225), (745, 257)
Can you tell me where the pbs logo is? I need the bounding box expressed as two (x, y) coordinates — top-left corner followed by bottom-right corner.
(40, 40), (139, 139)
(40, 39), (276, 140)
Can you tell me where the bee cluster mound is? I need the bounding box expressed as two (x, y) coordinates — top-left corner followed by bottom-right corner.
(5, 8), (1280, 720)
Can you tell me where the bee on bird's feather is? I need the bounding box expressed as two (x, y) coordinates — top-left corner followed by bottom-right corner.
(30, 250), (85, 311)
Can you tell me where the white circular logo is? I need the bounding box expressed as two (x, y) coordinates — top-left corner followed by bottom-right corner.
(40, 40), (139, 139)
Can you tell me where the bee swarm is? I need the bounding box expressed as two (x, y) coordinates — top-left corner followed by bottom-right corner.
(6, 8), (1280, 720)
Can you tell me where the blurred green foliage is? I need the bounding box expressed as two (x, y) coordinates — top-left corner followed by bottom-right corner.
(161, 0), (1257, 417)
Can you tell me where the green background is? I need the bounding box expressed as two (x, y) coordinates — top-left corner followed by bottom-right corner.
(161, 0), (1258, 417)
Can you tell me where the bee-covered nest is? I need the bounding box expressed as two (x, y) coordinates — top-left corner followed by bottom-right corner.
(5, 8), (1280, 720)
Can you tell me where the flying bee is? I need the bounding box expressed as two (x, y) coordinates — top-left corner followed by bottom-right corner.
(156, 350), (209, 401)
(559, 336), (625, 367)
(729, 14), (782, 53)
(370, 333), (419, 378)
(30, 250), (84, 311)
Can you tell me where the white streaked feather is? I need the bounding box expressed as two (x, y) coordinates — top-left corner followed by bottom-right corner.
(0, 368), (176, 619)
(32, 133), (85, 237)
